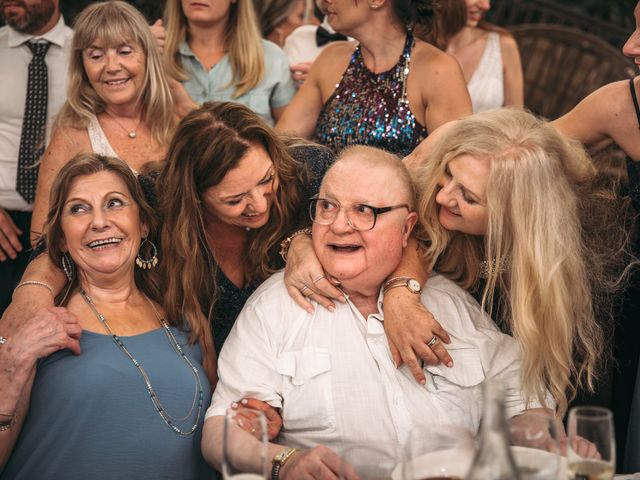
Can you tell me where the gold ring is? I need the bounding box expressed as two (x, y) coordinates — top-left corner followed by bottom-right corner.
(299, 285), (310, 295)
(426, 335), (438, 348)
(312, 275), (326, 284)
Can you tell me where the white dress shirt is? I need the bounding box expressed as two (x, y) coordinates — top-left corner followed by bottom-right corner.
(0, 16), (72, 212)
(207, 272), (546, 453)
(283, 18), (350, 66)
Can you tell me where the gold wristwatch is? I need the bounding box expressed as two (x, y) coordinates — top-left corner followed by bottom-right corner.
(271, 447), (298, 480)
(382, 276), (422, 295)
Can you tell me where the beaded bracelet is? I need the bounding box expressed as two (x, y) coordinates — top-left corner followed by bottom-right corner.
(14, 280), (54, 297)
(279, 227), (313, 263)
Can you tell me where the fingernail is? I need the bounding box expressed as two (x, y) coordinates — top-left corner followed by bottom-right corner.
(240, 399), (248, 405)
(338, 296), (346, 303)
(420, 378), (426, 385)
(231, 402), (238, 409)
(328, 305), (335, 313)
(447, 361), (453, 368)
(306, 307), (314, 314)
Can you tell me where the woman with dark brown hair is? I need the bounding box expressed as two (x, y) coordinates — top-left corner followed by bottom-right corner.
(156, 101), (333, 353)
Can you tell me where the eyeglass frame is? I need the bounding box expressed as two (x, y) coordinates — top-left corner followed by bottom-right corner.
(308, 195), (411, 232)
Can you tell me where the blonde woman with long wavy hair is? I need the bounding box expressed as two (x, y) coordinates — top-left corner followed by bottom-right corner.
(161, 0), (296, 125)
(30, 1), (175, 244)
(413, 108), (634, 416)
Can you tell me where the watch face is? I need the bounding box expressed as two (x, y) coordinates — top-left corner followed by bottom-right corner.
(407, 279), (421, 293)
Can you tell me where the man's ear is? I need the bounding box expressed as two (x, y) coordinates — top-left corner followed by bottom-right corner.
(401, 212), (418, 247)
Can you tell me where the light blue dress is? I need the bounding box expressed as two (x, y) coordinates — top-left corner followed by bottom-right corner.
(179, 39), (296, 125)
(2, 327), (214, 480)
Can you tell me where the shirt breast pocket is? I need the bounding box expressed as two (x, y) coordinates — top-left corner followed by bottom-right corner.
(424, 348), (486, 426)
(276, 348), (336, 432)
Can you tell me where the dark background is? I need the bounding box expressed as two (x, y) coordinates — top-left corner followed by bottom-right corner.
(55, 0), (635, 33)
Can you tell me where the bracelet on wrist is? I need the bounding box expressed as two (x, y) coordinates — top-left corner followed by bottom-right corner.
(279, 227), (312, 263)
(14, 280), (54, 297)
(382, 276), (422, 295)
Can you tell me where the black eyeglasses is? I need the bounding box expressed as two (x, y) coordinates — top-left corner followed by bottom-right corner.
(309, 196), (410, 232)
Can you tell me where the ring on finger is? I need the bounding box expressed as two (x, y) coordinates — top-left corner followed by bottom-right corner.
(312, 275), (326, 284)
(299, 284), (311, 296)
(426, 335), (438, 348)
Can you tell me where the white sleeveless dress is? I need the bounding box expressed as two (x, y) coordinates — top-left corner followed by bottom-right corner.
(87, 115), (118, 157)
(87, 115), (137, 174)
(467, 32), (504, 113)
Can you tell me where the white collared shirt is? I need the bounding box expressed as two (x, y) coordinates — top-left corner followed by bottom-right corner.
(0, 16), (73, 211)
(207, 272), (546, 452)
(283, 17), (352, 66)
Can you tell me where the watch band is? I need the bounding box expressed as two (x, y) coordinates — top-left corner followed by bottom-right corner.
(382, 276), (421, 295)
(271, 447), (298, 480)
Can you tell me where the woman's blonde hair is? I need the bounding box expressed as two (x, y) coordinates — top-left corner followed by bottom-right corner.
(416, 108), (634, 416)
(56, 1), (174, 146)
(163, 0), (265, 98)
(156, 102), (314, 351)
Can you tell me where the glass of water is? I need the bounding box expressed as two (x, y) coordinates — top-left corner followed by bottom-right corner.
(222, 408), (269, 480)
(567, 406), (615, 480)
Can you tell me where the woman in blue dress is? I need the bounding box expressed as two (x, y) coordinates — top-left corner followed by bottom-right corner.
(0, 154), (214, 479)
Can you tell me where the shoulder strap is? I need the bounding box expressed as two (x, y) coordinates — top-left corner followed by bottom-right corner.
(629, 78), (640, 130)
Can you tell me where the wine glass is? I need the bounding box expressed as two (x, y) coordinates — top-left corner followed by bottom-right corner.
(222, 408), (269, 480)
(338, 442), (400, 480)
(401, 424), (475, 480)
(567, 406), (615, 480)
(508, 411), (562, 480)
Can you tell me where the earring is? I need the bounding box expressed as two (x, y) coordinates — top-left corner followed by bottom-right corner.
(61, 252), (75, 281)
(370, 2), (380, 9)
(136, 238), (159, 269)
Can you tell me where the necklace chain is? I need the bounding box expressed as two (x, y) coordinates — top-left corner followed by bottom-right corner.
(80, 289), (204, 436)
(104, 110), (141, 139)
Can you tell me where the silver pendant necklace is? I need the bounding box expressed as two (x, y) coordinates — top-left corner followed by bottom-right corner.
(105, 110), (141, 139)
(80, 289), (204, 436)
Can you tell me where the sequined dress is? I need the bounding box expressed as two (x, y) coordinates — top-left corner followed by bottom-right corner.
(314, 32), (428, 157)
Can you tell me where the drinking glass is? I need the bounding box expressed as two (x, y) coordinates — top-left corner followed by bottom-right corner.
(508, 411), (562, 480)
(222, 408), (269, 480)
(338, 442), (400, 480)
(401, 424), (475, 480)
(567, 406), (615, 480)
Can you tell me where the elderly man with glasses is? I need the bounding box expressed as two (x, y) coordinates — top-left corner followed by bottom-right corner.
(201, 145), (541, 479)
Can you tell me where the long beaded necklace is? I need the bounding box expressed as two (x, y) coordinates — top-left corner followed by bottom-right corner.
(80, 289), (204, 436)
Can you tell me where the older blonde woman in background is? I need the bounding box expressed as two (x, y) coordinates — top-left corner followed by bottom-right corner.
(30, 1), (174, 243)
(162, 0), (296, 125)
(0, 154), (214, 478)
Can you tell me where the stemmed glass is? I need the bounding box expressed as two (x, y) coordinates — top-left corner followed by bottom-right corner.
(508, 411), (562, 480)
(401, 424), (475, 480)
(338, 442), (400, 480)
(567, 406), (615, 480)
(222, 408), (269, 480)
